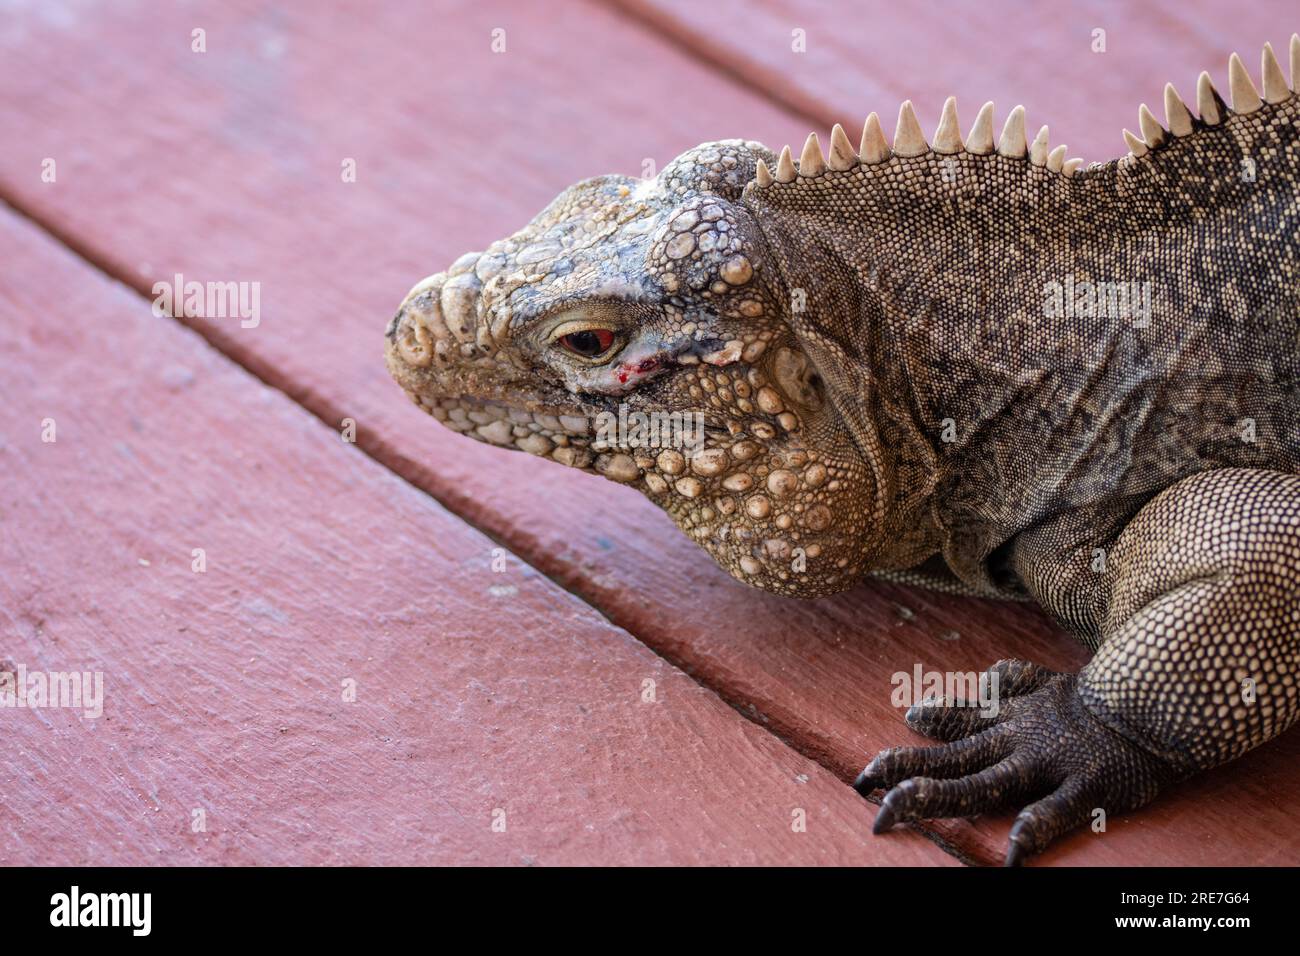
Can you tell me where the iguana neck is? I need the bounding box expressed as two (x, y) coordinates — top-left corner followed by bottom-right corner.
(748, 95), (1300, 572)
(749, 196), (950, 565)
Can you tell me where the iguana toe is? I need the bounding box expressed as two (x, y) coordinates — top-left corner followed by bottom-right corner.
(857, 667), (1177, 864)
(894, 658), (1060, 741)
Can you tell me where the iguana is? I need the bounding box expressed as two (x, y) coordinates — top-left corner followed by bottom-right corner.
(385, 40), (1300, 864)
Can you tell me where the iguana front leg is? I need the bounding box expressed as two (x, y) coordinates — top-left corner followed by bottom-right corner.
(856, 468), (1300, 864)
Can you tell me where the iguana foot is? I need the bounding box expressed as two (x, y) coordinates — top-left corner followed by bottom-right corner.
(853, 660), (1176, 865)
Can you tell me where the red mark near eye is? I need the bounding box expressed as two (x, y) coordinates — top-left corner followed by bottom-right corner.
(616, 357), (660, 384)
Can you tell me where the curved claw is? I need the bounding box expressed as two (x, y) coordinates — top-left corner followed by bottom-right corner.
(1004, 837), (1029, 867)
(871, 792), (899, 833)
(853, 766), (883, 796)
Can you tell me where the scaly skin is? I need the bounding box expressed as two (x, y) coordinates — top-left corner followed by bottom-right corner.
(385, 42), (1300, 864)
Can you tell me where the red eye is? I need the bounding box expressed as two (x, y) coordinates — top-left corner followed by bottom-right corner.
(558, 328), (615, 358)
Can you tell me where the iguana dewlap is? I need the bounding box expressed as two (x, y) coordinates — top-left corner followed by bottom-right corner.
(385, 41), (1300, 864)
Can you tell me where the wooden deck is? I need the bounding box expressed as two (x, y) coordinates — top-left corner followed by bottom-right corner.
(1, 0), (1297, 866)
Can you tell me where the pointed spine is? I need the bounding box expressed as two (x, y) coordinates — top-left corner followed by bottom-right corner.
(827, 123), (858, 171)
(774, 145), (797, 182)
(754, 159), (773, 187)
(893, 100), (928, 157)
(1261, 42), (1289, 103)
(1228, 51), (1262, 113)
(997, 105), (1026, 158)
(1163, 83), (1193, 136)
(966, 102), (994, 154)
(932, 96), (963, 153)
(1028, 125), (1050, 166)
(1197, 71), (1224, 125)
(1122, 129), (1148, 157)
(798, 132), (826, 176)
(1062, 157), (1084, 177)
(859, 112), (890, 164)
(1046, 145), (1066, 172)
(1138, 104), (1166, 148)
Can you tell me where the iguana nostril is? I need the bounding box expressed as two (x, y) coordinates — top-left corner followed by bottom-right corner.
(392, 309), (434, 368)
(390, 278), (458, 370)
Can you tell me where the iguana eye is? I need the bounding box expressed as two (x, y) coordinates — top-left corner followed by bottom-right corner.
(557, 328), (616, 359)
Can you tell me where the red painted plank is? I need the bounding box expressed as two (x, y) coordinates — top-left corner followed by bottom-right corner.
(0, 206), (952, 866)
(1, 0), (1295, 864)
(613, 0), (1298, 166)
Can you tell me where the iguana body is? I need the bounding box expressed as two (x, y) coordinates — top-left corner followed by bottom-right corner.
(386, 41), (1300, 864)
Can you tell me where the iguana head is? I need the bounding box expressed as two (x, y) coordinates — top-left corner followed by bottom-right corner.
(385, 139), (882, 597)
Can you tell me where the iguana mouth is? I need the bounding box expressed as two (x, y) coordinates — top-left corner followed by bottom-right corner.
(414, 390), (741, 480)
(414, 393), (597, 461)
